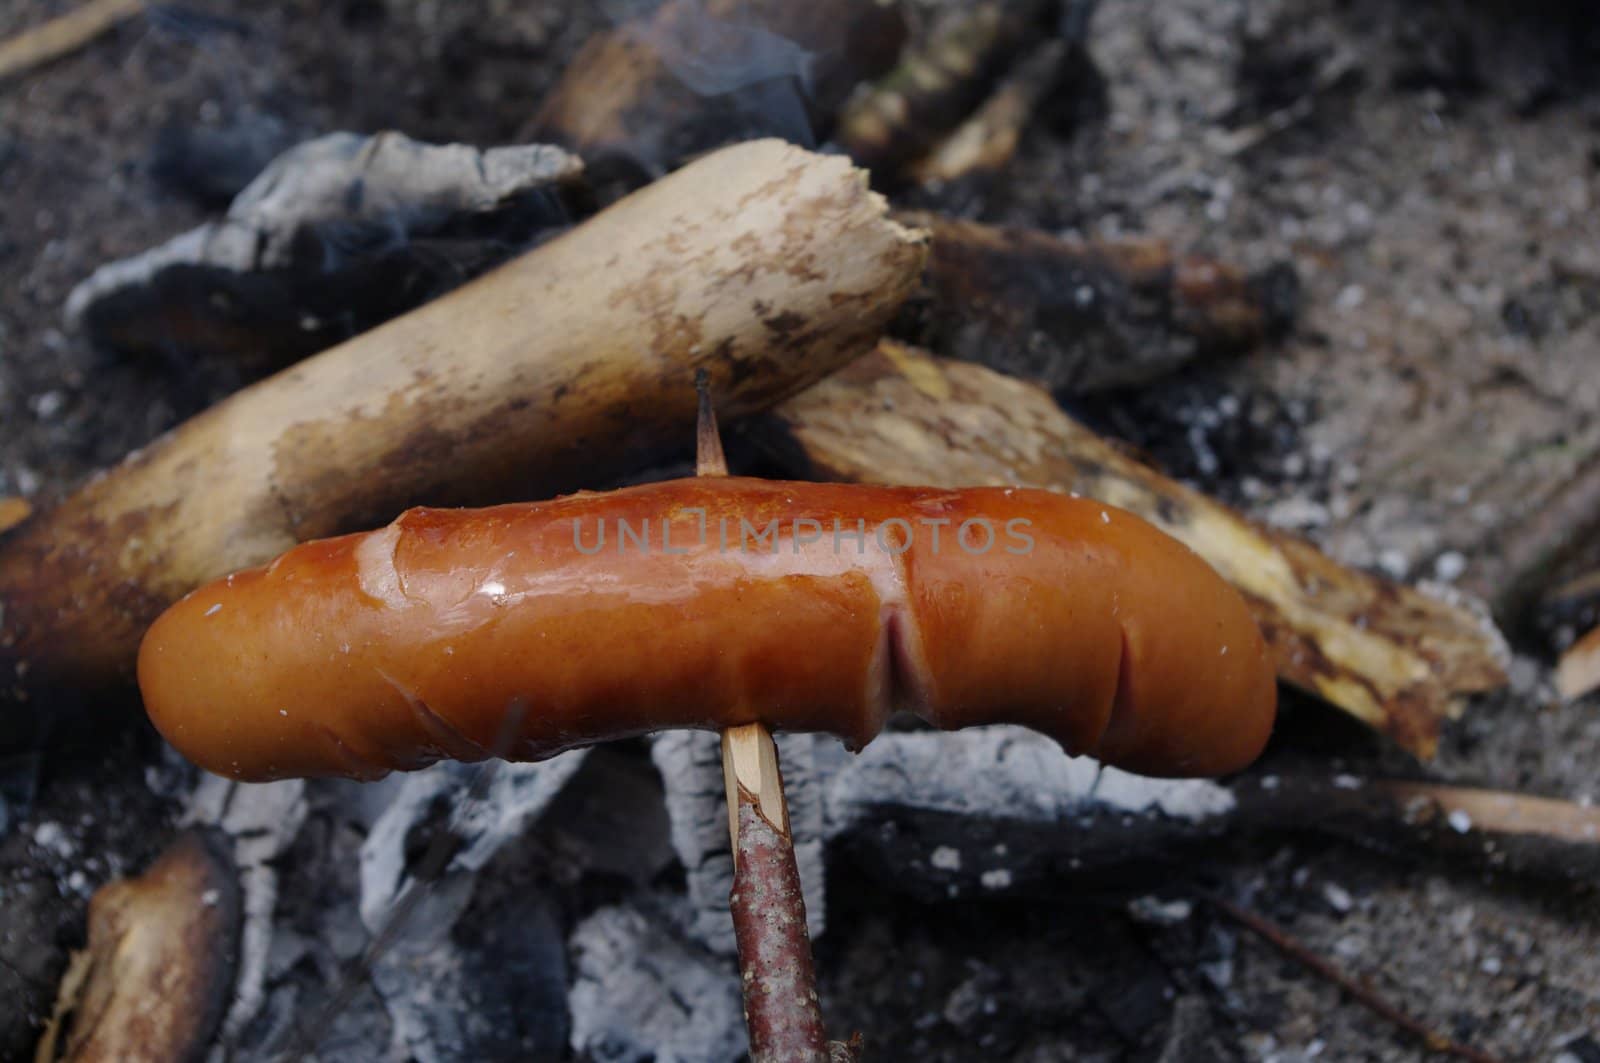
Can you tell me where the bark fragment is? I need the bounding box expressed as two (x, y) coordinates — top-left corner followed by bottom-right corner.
(730, 798), (828, 1063)
(35, 828), (239, 1063)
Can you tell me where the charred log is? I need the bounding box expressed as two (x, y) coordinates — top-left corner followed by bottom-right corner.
(895, 211), (1297, 394)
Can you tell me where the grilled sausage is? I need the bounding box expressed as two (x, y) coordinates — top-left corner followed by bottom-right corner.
(137, 478), (1276, 781)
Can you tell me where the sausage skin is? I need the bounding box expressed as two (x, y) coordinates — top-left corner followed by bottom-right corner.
(137, 479), (1276, 781)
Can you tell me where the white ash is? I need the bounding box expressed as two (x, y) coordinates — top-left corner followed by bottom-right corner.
(358, 752), (590, 933)
(825, 726), (1236, 826)
(354, 754), (589, 1060)
(30, 820), (73, 860)
(568, 901), (746, 1063)
(185, 775), (308, 1039)
(1413, 579), (1514, 674)
(1127, 895), (1194, 926)
(65, 131), (583, 329)
(650, 730), (830, 955)
(1322, 882), (1353, 914)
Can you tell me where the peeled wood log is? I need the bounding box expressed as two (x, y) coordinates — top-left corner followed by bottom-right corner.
(895, 210), (1297, 394)
(0, 140), (928, 744)
(529, 0), (907, 181)
(759, 342), (1509, 757)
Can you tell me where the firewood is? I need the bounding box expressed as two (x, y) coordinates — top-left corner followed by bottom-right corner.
(906, 39), (1071, 187)
(833, 0), (1055, 183)
(0, 140), (929, 745)
(529, 0), (907, 181)
(895, 210), (1297, 394)
(1557, 624), (1600, 701)
(758, 342), (1509, 757)
(34, 828), (239, 1063)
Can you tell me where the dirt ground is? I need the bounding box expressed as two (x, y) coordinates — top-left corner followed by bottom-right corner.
(1, 1), (1598, 1060)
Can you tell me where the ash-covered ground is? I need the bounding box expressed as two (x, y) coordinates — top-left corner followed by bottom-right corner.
(2, 1), (1598, 1060)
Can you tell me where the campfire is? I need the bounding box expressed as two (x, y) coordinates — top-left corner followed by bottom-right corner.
(2, 2), (1598, 1062)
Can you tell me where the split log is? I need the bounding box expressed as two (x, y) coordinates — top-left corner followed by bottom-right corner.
(529, 0), (907, 181)
(1557, 624), (1600, 702)
(833, 0), (1055, 183)
(895, 211), (1297, 394)
(35, 828), (240, 1063)
(65, 132), (587, 372)
(758, 342), (1509, 757)
(0, 140), (929, 746)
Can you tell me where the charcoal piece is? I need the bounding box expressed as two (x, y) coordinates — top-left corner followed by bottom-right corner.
(66, 131), (585, 372)
(895, 211), (1297, 394)
(821, 727), (1237, 901)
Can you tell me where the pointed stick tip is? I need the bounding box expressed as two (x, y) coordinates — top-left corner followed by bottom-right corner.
(695, 372), (729, 478)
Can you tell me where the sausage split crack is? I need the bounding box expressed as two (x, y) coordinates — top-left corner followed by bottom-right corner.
(137, 479), (1277, 782)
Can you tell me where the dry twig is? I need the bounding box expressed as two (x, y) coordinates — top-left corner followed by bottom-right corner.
(1557, 625), (1600, 702)
(0, 498), (29, 536)
(0, 0), (141, 83)
(1207, 895), (1507, 1063)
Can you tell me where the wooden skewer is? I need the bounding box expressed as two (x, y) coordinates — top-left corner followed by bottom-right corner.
(697, 371), (834, 1063)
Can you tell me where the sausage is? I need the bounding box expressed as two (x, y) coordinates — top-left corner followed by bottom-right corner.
(136, 478), (1276, 782)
